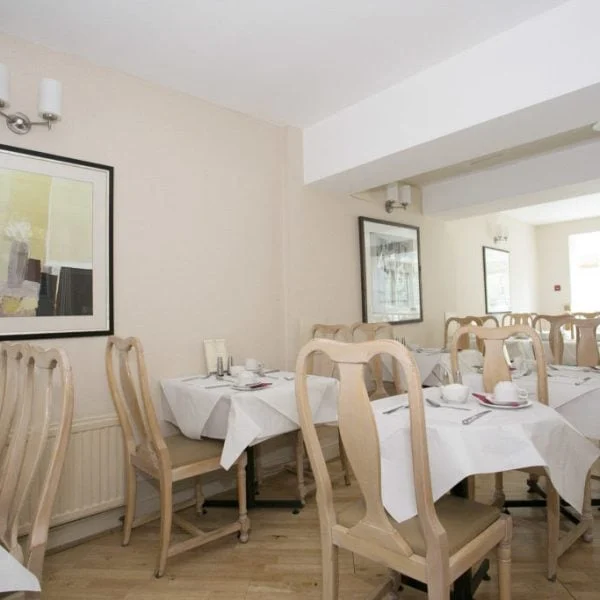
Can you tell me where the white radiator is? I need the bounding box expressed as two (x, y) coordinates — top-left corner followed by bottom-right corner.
(23, 415), (125, 529)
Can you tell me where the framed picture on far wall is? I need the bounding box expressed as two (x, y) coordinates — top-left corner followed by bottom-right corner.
(358, 217), (423, 324)
(0, 144), (113, 340)
(483, 246), (511, 313)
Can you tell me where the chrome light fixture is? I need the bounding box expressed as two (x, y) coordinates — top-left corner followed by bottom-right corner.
(385, 182), (415, 213)
(0, 63), (62, 135)
(493, 224), (509, 244)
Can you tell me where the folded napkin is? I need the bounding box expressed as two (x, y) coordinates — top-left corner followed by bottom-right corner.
(472, 392), (527, 408)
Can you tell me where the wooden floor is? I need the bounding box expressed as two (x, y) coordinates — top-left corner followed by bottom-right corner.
(42, 467), (600, 599)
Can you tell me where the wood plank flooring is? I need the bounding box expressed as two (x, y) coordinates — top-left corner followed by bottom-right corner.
(41, 467), (600, 599)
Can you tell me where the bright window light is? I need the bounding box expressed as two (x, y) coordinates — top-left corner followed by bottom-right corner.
(569, 231), (600, 311)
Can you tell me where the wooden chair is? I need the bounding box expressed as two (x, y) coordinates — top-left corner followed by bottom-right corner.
(501, 313), (536, 327)
(295, 325), (351, 505)
(350, 322), (403, 399)
(296, 338), (512, 600)
(105, 336), (249, 577)
(443, 316), (484, 352)
(544, 315), (574, 365)
(0, 343), (74, 591)
(450, 325), (593, 580)
(572, 317), (600, 367)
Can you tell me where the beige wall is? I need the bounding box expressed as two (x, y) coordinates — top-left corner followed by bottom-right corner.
(0, 34), (287, 420)
(1, 34), (540, 425)
(445, 215), (538, 317)
(536, 216), (600, 314)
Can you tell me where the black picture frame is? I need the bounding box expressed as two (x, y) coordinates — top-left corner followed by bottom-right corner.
(0, 144), (113, 340)
(359, 217), (423, 324)
(482, 246), (511, 314)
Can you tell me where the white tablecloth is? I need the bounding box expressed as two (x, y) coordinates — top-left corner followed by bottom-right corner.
(383, 348), (483, 386)
(0, 546), (40, 593)
(372, 388), (600, 524)
(461, 365), (600, 439)
(161, 372), (339, 469)
(505, 338), (581, 366)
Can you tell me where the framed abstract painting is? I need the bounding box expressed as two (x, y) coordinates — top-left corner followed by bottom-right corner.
(0, 144), (113, 340)
(482, 246), (511, 314)
(358, 217), (423, 324)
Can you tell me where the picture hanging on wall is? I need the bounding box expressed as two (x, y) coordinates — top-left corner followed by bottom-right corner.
(0, 144), (113, 340)
(358, 217), (423, 324)
(482, 246), (511, 314)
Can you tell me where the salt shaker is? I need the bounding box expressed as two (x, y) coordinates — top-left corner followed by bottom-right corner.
(216, 356), (224, 378)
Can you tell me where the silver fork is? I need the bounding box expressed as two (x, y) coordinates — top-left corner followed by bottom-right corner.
(574, 376), (591, 386)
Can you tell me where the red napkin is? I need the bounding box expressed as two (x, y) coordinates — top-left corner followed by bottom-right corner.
(472, 392), (523, 408)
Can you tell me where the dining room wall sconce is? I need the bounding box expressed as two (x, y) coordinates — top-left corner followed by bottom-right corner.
(385, 182), (415, 213)
(493, 223), (509, 244)
(0, 63), (62, 135)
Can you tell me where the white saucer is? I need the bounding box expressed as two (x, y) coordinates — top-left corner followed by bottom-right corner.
(476, 396), (532, 410)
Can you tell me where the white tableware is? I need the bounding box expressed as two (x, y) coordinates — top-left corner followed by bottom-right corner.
(425, 396), (472, 411)
(493, 381), (528, 405)
(440, 383), (470, 404)
(476, 396), (533, 410)
(245, 358), (263, 372)
(229, 365), (244, 376)
(237, 371), (260, 387)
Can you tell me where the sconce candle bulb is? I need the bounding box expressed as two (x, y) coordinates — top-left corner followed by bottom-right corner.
(0, 63), (62, 134)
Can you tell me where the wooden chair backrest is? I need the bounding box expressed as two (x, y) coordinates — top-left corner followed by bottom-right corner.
(444, 316), (484, 352)
(572, 318), (600, 367)
(501, 313), (536, 327)
(308, 324), (352, 377)
(450, 325), (548, 403)
(105, 336), (169, 478)
(350, 322), (402, 397)
(572, 311), (600, 319)
(0, 343), (74, 579)
(296, 339), (446, 563)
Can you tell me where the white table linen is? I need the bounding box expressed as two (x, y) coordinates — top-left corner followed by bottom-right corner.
(161, 372), (338, 469)
(505, 337), (582, 366)
(462, 366), (600, 439)
(372, 388), (600, 524)
(0, 546), (40, 593)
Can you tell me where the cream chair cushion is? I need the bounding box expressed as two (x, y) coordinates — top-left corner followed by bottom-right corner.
(339, 495), (501, 556)
(164, 435), (223, 468)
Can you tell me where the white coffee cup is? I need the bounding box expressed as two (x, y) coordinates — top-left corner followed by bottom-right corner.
(237, 371), (259, 387)
(245, 358), (263, 372)
(493, 381), (528, 405)
(441, 383), (470, 404)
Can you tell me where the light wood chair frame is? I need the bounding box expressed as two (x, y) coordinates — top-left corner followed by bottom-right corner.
(450, 325), (593, 580)
(297, 338), (512, 600)
(295, 325), (352, 505)
(443, 316), (485, 352)
(501, 313), (536, 327)
(350, 322), (403, 399)
(572, 317), (600, 367)
(105, 336), (249, 577)
(0, 342), (74, 592)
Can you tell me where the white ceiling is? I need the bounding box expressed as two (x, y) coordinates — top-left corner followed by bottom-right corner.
(501, 193), (600, 226)
(0, 0), (566, 127)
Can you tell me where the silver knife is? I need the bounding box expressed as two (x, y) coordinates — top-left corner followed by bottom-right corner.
(462, 410), (492, 425)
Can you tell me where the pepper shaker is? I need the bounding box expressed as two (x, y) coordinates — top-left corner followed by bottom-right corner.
(226, 355), (233, 375)
(216, 356), (224, 378)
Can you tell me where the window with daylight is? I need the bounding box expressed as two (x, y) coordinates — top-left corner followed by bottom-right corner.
(569, 231), (600, 311)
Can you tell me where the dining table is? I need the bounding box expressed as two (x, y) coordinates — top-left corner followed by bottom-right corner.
(0, 545), (40, 594)
(371, 387), (599, 600)
(160, 370), (339, 510)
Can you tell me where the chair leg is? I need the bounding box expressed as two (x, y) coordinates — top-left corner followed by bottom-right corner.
(296, 431), (307, 505)
(546, 480), (560, 581)
(493, 472), (506, 507)
(582, 473), (593, 543)
(338, 434), (351, 486)
(155, 474), (173, 578)
(321, 534), (339, 600)
(195, 477), (206, 514)
(236, 455), (250, 543)
(122, 463), (137, 546)
(497, 528), (512, 600)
